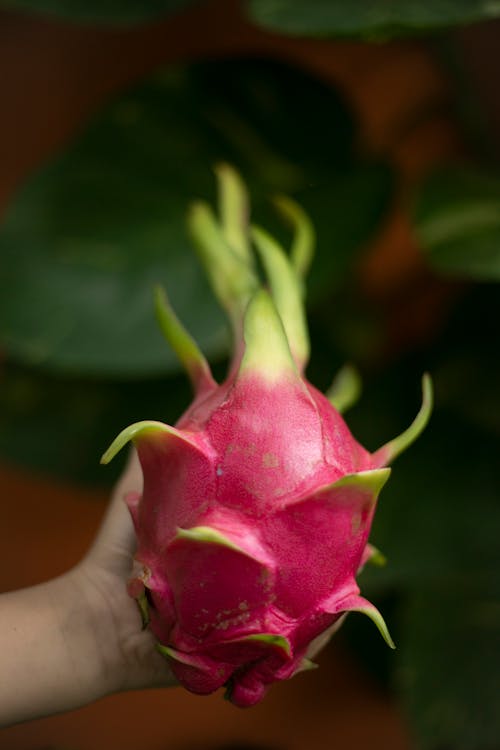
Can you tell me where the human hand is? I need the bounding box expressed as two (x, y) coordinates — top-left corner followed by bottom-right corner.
(0, 450), (175, 727)
(72, 448), (176, 695)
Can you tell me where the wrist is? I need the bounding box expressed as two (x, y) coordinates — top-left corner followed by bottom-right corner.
(62, 562), (127, 698)
(45, 568), (113, 705)
(0, 571), (110, 726)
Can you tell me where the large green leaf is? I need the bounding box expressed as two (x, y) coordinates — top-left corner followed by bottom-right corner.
(348, 348), (500, 748)
(0, 59), (392, 377)
(0, 0), (198, 24)
(0, 362), (193, 485)
(431, 284), (500, 436)
(353, 367), (500, 595)
(248, 0), (500, 38)
(414, 167), (500, 280)
(399, 587), (500, 750)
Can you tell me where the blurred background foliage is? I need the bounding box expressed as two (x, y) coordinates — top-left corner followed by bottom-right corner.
(0, 2), (499, 749)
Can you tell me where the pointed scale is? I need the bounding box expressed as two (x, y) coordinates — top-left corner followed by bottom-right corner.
(172, 525), (273, 567)
(165, 524), (276, 643)
(156, 644), (233, 694)
(312, 469), (391, 548)
(261, 470), (391, 618)
(154, 285), (216, 395)
(238, 633), (292, 659)
(372, 374), (433, 466)
(174, 525), (246, 553)
(188, 201), (257, 322)
(273, 193), (315, 282)
(251, 225), (310, 370)
(136, 591), (150, 629)
(215, 162), (252, 264)
(332, 594), (395, 649)
(187, 166), (259, 334)
(156, 643), (209, 669)
(238, 289), (301, 384)
(326, 363), (362, 414)
(100, 420), (206, 465)
(208, 633), (292, 664)
(363, 543), (387, 567)
(295, 658), (319, 674)
(316, 468), (392, 499)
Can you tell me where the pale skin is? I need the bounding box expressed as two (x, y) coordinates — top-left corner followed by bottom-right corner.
(0, 451), (176, 728)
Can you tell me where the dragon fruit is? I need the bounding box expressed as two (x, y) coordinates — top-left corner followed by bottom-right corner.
(101, 165), (432, 707)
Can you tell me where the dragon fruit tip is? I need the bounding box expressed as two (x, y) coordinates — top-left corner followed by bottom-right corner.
(239, 288), (298, 383)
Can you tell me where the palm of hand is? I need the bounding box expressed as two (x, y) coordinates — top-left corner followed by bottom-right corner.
(76, 451), (175, 694)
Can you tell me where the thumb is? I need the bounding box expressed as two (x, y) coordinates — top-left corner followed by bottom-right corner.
(88, 449), (143, 578)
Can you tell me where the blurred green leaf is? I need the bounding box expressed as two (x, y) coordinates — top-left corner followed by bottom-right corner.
(248, 0), (500, 38)
(308, 265), (500, 749)
(0, 59), (392, 377)
(348, 349), (500, 749)
(399, 588), (500, 750)
(0, 0), (198, 24)
(432, 285), (500, 436)
(363, 411), (500, 592)
(296, 165), (393, 300)
(414, 167), (500, 280)
(0, 363), (192, 485)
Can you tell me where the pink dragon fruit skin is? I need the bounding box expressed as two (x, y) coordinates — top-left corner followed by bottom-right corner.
(102, 165), (432, 707)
